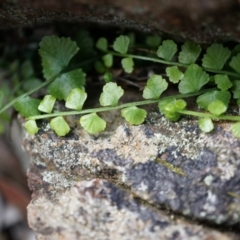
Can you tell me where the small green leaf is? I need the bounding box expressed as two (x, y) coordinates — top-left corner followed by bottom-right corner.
(143, 75), (168, 99)
(178, 41), (201, 64)
(94, 61), (106, 74)
(24, 120), (39, 135)
(157, 40), (177, 61)
(158, 97), (175, 113)
(121, 106), (147, 125)
(207, 100), (227, 116)
(198, 118), (214, 133)
(197, 90), (231, 110)
(14, 96), (41, 117)
(65, 88), (87, 110)
(50, 116), (70, 136)
(158, 99), (186, 122)
(229, 54), (240, 73)
(146, 35), (161, 48)
(166, 66), (184, 83)
(113, 35), (130, 54)
(102, 54), (113, 68)
(232, 44), (240, 56)
(202, 43), (231, 70)
(96, 37), (108, 51)
(231, 122), (240, 138)
(48, 68), (86, 100)
(39, 36), (79, 79)
(178, 64), (209, 93)
(103, 72), (113, 83)
(214, 74), (232, 91)
(121, 57), (134, 73)
(232, 80), (240, 99)
(38, 95), (56, 113)
(80, 113), (106, 134)
(174, 99), (187, 110)
(100, 82), (124, 106)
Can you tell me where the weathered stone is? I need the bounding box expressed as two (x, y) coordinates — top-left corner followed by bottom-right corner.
(22, 104), (240, 239)
(27, 179), (237, 240)
(1, 0), (240, 43)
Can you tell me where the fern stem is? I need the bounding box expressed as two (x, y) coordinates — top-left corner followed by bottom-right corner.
(178, 110), (240, 121)
(27, 88), (215, 120)
(108, 51), (240, 78)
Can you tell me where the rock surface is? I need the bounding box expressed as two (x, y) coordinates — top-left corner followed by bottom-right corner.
(23, 108), (240, 239)
(1, 0), (240, 43)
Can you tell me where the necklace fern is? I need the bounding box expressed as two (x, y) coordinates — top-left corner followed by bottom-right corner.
(1, 32), (240, 138)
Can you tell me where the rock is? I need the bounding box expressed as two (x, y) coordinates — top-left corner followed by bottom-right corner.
(23, 108), (240, 239)
(1, 0), (240, 43)
(27, 179), (237, 240)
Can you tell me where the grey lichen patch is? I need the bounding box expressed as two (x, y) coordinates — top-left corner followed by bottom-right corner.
(41, 171), (75, 190)
(27, 179), (237, 240)
(148, 112), (206, 160)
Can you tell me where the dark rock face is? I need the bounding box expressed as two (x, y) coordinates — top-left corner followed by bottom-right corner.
(1, 0), (240, 43)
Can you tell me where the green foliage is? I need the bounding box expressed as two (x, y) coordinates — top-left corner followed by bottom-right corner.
(99, 82), (124, 106)
(96, 37), (108, 51)
(103, 72), (113, 83)
(229, 54), (240, 73)
(38, 95), (56, 113)
(113, 35), (130, 54)
(50, 116), (70, 136)
(157, 40), (177, 61)
(197, 90), (231, 110)
(121, 106), (147, 125)
(207, 100), (227, 116)
(166, 66), (183, 83)
(159, 99), (186, 121)
(178, 41), (201, 64)
(94, 61), (106, 74)
(214, 74), (232, 91)
(24, 120), (39, 135)
(231, 80), (240, 99)
(146, 35), (161, 48)
(39, 36), (79, 79)
(80, 113), (106, 134)
(178, 64), (209, 93)
(3, 33), (240, 138)
(48, 68), (86, 100)
(198, 118), (214, 133)
(121, 57), (134, 73)
(143, 75), (168, 99)
(14, 96), (41, 117)
(102, 54), (113, 68)
(65, 88), (87, 110)
(231, 122), (240, 138)
(202, 43), (231, 70)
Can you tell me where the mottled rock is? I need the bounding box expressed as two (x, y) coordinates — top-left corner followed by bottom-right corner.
(23, 107), (240, 239)
(27, 179), (237, 240)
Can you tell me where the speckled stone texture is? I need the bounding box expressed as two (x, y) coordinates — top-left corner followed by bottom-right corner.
(27, 179), (237, 240)
(23, 109), (240, 239)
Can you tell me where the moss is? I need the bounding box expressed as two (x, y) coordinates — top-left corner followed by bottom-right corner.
(155, 158), (186, 176)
